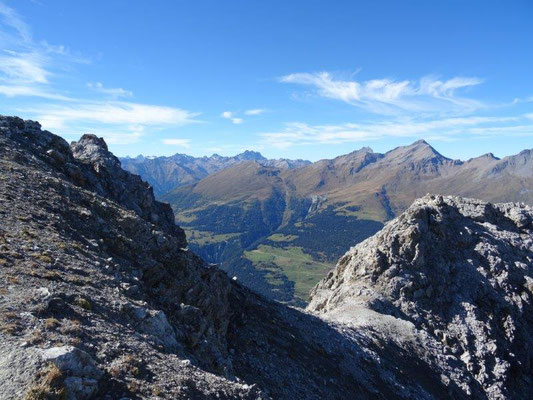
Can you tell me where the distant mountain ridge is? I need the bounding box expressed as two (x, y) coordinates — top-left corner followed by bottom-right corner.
(120, 150), (310, 196)
(157, 140), (533, 305)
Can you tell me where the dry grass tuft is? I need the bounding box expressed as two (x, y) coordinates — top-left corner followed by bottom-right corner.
(75, 297), (91, 311)
(24, 363), (66, 400)
(27, 330), (43, 345)
(1, 311), (20, 335)
(59, 319), (82, 335)
(36, 254), (53, 264)
(44, 318), (60, 330)
(1, 322), (19, 335)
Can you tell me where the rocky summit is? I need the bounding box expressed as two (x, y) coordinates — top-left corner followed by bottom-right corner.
(309, 194), (533, 399)
(1, 116), (532, 399)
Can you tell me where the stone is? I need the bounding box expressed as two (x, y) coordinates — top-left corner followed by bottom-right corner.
(46, 149), (66, 165)
(40, 346), (103, 380)
(137, 310), (179, 351)
(40, 346), (102, 399)
(308, 194), (533, 399)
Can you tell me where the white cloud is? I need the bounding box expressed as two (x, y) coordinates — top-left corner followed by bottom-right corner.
(94, 128), (144, 145)
(260, 115), (531, 149)
(0, 2), (199, 146)
(33, 101), (198, 129)
(280, 71), (483, 115)
(0, 84), (73, 100)
(245, 108), (266, 115)
(0, 50), (48, 83)
(55, 124), (146, 145)
(162, 138), (191, 147)
(0, 2), (87, 101)
(221, 111), (244, 124)
(22, 102), (199, 145)
(87, 82), (133, 98)
(0, 2), (31, 42)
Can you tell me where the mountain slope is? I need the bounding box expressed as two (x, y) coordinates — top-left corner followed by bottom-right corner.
(308, 194), (533, 399)
(120, 151), (310, 197)
(164, 140), (533, 305)
(1, 115), (501, 399)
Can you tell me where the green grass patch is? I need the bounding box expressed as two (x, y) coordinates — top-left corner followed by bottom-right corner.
(267, 233), (298, 242)
(244, 245), (333, 302)
(185, 229), (240, 246)
(175, 212), (197, 223)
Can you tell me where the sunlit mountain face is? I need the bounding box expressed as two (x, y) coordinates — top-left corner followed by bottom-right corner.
(126, 140), (533, 304)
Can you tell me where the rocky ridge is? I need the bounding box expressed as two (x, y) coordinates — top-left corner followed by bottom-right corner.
(120, 150), (310, 197)
(1, 115), (531, 399)
(308, 194), (533, 399)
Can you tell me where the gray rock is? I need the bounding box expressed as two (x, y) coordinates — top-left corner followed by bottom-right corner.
(38, 346), (102, 399)
(0, 344), (42, 400)
(309, 194), (533, 399)
(138, 310), (180, 351)
(40, 346), (103, 379)
(46, 148), (66, 165)
(63, 376), (99, 400)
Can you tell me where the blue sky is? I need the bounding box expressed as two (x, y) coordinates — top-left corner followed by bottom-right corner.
(0, 0), (532, 161)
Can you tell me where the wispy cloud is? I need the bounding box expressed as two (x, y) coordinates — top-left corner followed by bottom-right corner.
(0, 2), (84, 98)
(0, 84), (73, 100)
(245, 108), (266, 115)
(0, 1), (199, 145)
(0, 2), (31, 42)
(281, 71), (483, 115)
(87, 82), (133, 98)
(0, 50), (48, 83)
(30, 101), (198, 131)
(221, 110), (243, 124)
(31, 100), (200, 145)
(162, 138), (191, 147)
(260, 115), (532, 149)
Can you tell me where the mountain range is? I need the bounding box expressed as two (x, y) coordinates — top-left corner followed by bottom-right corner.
(125, 141), (533, 305)
(2, 116), (532, 399)
(120, 151), (310, 197)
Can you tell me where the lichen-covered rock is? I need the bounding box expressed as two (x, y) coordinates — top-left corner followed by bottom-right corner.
(308, 194), (533, 399)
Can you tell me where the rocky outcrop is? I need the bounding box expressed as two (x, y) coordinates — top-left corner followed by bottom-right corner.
(309, 194), (533, 399)
(70, 134), (186, 244)
(0, 116), (241, 398)
(0, 118), (185, 246)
